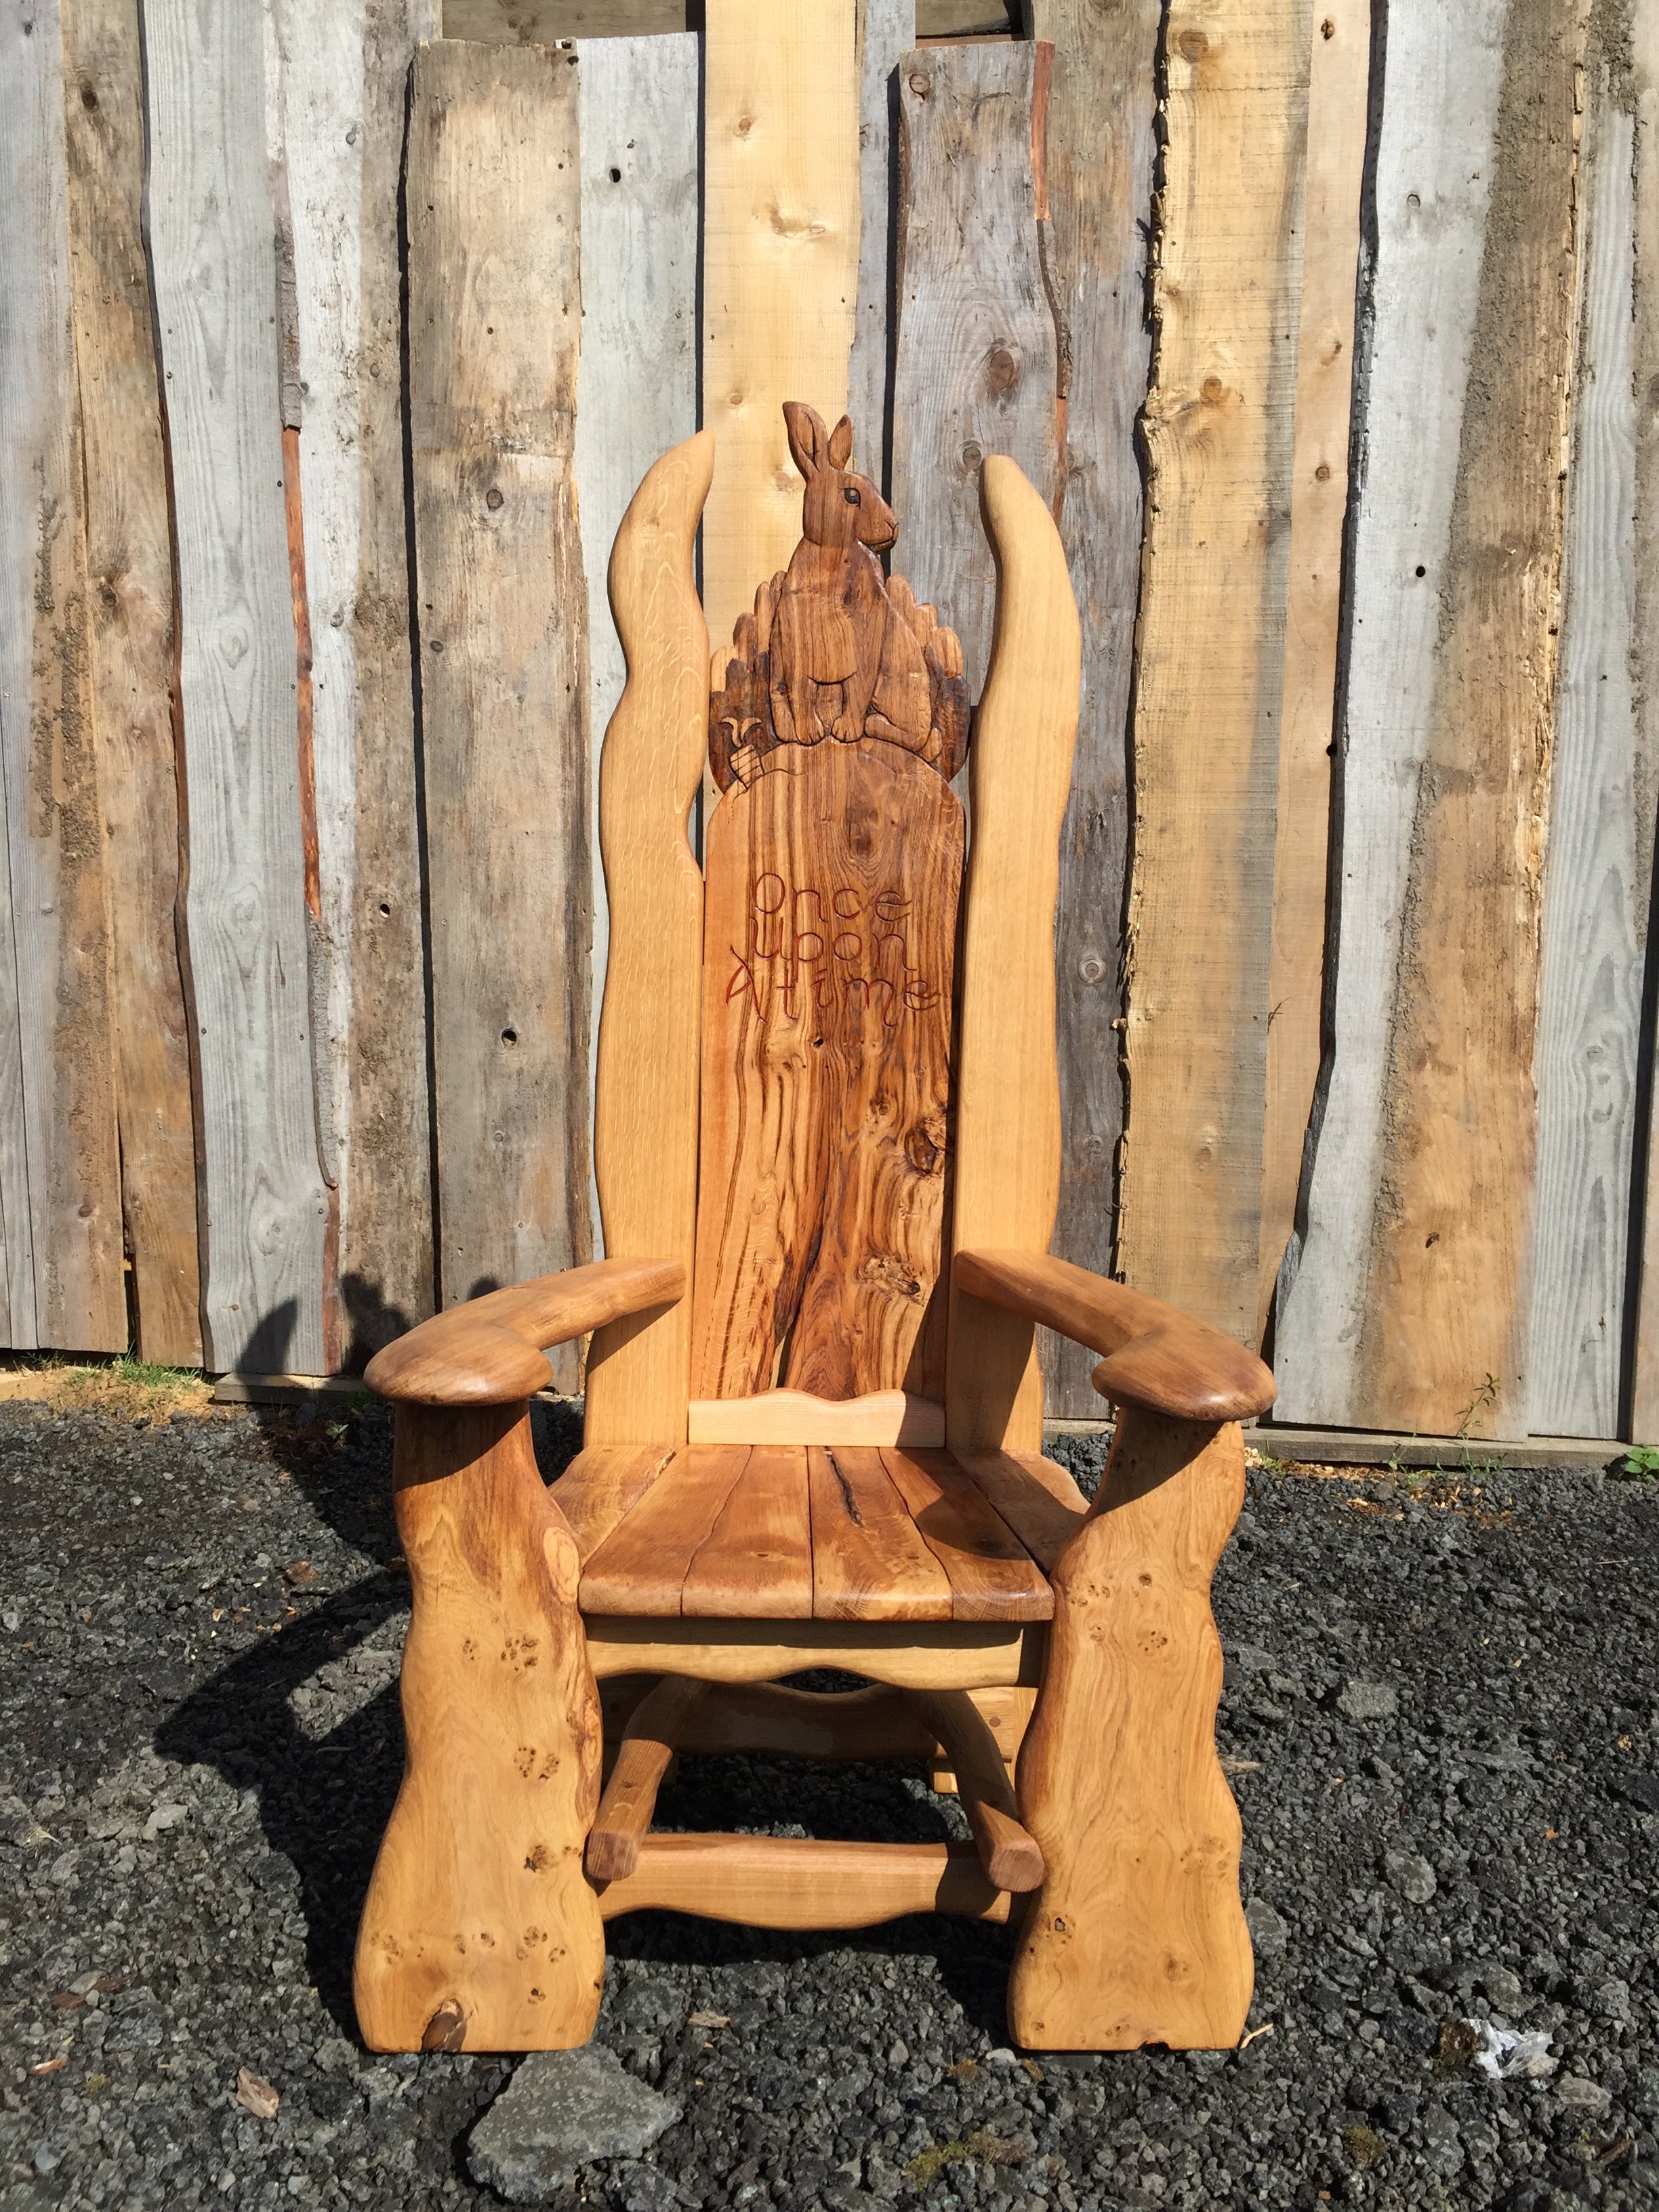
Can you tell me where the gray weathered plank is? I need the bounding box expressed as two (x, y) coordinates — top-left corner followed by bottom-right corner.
(266, 0), (439, 1368)
(850, 0), (916, 483)
(890, 39), (1058, 708)
(573, 31), (698, 1261)
(0, 0), (125, 1353)
(146, 0), (331, 1374)
(1528, 56), (1641, 1440)
(1029, 0), (1158, 1415)
(62, 0), (203, 1365)
(407, 40), (592, 1387)
(1275, 0), (1581, 1439)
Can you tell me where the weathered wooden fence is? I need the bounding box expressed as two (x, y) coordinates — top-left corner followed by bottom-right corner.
(3, 0), (1656, 1446)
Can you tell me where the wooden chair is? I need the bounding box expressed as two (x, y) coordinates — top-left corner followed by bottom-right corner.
(353, 411), (1276, 2058)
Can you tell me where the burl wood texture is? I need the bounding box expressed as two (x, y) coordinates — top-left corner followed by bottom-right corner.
(1010, 1408), (1252, 2050)
(61, 0), (201, 1365)
(354, 1407), (605, 2053)
(693, 741), (963, 1402)
(585, 432), (713, 1446)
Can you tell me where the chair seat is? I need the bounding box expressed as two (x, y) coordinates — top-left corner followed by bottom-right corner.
(551, 1443), (1087, 1624)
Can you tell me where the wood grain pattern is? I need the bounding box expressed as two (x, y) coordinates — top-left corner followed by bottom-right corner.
(146, 0), (329, 1373)
(600, 1677), (1036, 1766)
(1528, 42), (1642, 1440)
(692, 739), (962, 1400)
(1115, 0), (1309, 1345)
(354, 1406), (605, 2051)
(579, 1445), (756, 1614)
(61, 0), (201, 1365)
(890, 39), (1058, 705)
(880, 1449), (1050, 1621)
(1028, 0), (1159, 1417)
(907, 1687), (1043, 1890)
(445, 0), (686, 33)
(586, 1673), (707, 1879)
(702, 0), (859, 657)
(594, 1835), (1010, 1927)
(946, 458), (1080, 1452)
(687, 1389), (945, 1446)
(807, 1445), (953, 1620)
(951, 1450), (1088, 1573)
(585, 432), (713, 1446)
(680, 1446), (816, 1617)
(270, 0), (439, 1368)
(1010, 1408), (1252, 2049)
(573, 33), (698, 1262)
(583, 1615), (1035, 1688)
(851, 1), (916, 476)
(408, 42), (590, 1389)
(1256, 0), (1370, 1344)
(1276, 0), (1580, 1437)
(552, 1445), (676, 1563)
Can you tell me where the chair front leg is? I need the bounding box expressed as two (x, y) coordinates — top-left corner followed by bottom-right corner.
(354, 1404), (605, 2052)
(1010, 1407), (1253, 2051)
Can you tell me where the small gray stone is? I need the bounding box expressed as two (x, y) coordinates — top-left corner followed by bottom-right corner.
(314, 2036), (359, 2076)
(605, 2161), (683, 2212)
(468, 2045), (682, 2205)
(1556, 2074), (1612, 2113)
(1338, 1679), (1399, 1721)
(887, 2041), (909, 2068)
(1385, 1850), (1436, 1904)
(1244, 1899), (1288, 1957)
(1421, 2105), (1463, 2178)
(1592, 1978), (1631, 2022)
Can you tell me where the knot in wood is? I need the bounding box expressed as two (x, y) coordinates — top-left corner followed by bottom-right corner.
(907, 70), (931, 98)
(987, 348), (1019, 394)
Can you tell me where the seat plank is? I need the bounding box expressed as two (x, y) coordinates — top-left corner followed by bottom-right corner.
(951, 1450), (1090, 1574)
(881, 1450), (1051, 1622)
(807, 1446), (954, 1622)
(680, 1445), (814, 1618)
(552, 1446), (677, 1565)
(579, 1446), (752, 1615)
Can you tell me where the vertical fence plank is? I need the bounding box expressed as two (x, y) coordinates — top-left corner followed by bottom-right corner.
(890, 40), (1059, 706)
(267, 0), (438, 1368)
(1029, 0), (1159, 1415)
(1115, 0), (1309, 1345)
(1275, 0), (1581, 1439)
(146, 0), (330, 1375)
(1255, 0), (1369, 1347)
(407, 41), (591, 1389)
(1529, 38), (1641, 1440)
(574, 31), (699, 1260)
(702, 0), (860, 657)
(850, 0), (915, 480)
(62, 0), (202, 1366)
(0, 0), (125, 1354)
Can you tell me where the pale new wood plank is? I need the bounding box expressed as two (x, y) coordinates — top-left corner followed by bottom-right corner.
(701, 0), (860, 656)
(945, 459), (1080, 1452)
(407, 41), (590, 1388)
(146, 0), (330, 1372)
(1030, 0), (1159, 1416)
(573, 33), (698, 1262)
(583, 432), (714, 1445)
(890, 39), (1058, 705)
(1276, 0), (1580, 1437)
(579, 1446), (752, 1616)
(850, 0), (916, 475)
(583, 1614), (1035, 1688)
(1256, 0), (1370, 1343)
(807, 1446), (954, 1620)
(551, 1443), (677, 1563)
(268, 0), (440, 1368)
(1115, 0), (1309, 1346)
(680, 1445), (815, 1619)
(445, 0), (686, 34)
(951, 1450), (1088, 1573)
(1010, 1408), (1252, 2049)
(61, 0), (201, 1364)
(687, 1390), (945, 1447)
(1528, 52), (1642, 1440)
(594, 1834), (1010, 1926)
(880, 1450), (1050, 1622)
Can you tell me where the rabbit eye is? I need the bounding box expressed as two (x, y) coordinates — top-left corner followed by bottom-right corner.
(843, 487), (861, 505)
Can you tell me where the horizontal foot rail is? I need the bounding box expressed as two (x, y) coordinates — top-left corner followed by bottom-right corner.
(590, 1835), (1012, 1927)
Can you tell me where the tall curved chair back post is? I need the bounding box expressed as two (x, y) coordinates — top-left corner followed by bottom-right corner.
(947, 457), (1082, 1453)
(585, 431), (715, 1445)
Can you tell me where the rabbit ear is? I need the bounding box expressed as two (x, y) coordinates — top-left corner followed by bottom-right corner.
(827, 415), (854, 470)
(783, 400), (827, 480)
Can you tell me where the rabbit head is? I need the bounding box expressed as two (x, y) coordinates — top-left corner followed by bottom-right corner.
(783, 401), (896, 554)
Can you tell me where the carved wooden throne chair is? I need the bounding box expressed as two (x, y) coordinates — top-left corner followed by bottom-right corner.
(354, 410), (1277, 2056)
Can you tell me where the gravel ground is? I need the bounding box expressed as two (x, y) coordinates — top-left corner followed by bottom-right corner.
(1, 1400), (1656, 2212)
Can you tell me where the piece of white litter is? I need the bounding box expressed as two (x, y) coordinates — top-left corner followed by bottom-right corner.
(1468, 2018), (1556, 2081)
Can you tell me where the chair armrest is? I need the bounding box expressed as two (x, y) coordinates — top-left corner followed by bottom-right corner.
(364, 1257), (685, 1408)
(954, 1249), (1275, 1424)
